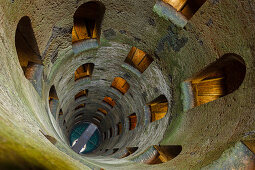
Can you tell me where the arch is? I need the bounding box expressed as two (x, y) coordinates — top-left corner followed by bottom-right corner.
(75, 114), (83, 120)
(15, 16), (42, 77)
(112, 148), (119, 154)
(75, 89), (88, 100)
(103, 96), (116, 108)
(59, 109), (63, 116)
(98, 108), (107, 115)
(15, 16), (43, 95)
(148, 95), (168, 122)
(153, 0), (207, 27)
(111, 77), (130, 95)
(122, 147), (138, 158)
(93, 117), (101, 123)
(125, 47), (153, 73)
(49, 86), (58, 100)
(144, 145), (182, 165)
(75, 103), (85, 110)
(75, 63), (94, 81)
(72, 1), (105, 53)
(184, 54), (246, 109)
(109, 128), (113, 138)
(128, 113), (137, 130)
(117, 122), (122, 135)
(92, 118), (101, 126)
(162, 0), (207, 20)
(49, 86), (59, 119)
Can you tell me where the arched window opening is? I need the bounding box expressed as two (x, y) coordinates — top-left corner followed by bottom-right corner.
(59, 109), (63, 116)
(185, 54), (246, 108)
(75, 114), (83, 120)
(75, 103), (85, 110)
(75, 63), (94, 81)
(49, 86), (59, 119)
(15, 16), (42, 78)
(128, 113), (137, 130)
(125, 47), (153, 73)
(109, 128), (113, 138)
(93, 118), (101, 126)
(162, 0), (206, 20)
(98, 108), (107, 115)
(122, 147), (138, 158)
(117, 122), (122, 135)
(145, 145), (182, 165)
(72, 1), (105, 52)
(148, 95), (168, 122)
(103, 96), (116, 108)
(113, 148), (119, 154)
(75, 89), (88, 100)
(49, 86), (58, 100)
(111, 77), (130, 95)
(93, 117), (101, 123)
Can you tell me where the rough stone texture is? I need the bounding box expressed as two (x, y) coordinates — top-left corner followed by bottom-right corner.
(153, 1), (188, 28)
(0, 0), (255, 169)
(203, 142), (255, 169)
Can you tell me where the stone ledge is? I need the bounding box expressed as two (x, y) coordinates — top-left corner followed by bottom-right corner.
(153, 0), (188, 28)
(72, 39), (99, 54)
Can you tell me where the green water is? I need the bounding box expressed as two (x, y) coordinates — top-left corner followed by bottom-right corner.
(70, 123), (100, 154)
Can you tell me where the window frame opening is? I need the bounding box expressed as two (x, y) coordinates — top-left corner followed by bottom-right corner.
(162, 0), (207, 20)
(148, 95), (168, 122)
(122, 147), (138, 158)
(15, 16), (43, 95)
(144, 145), (182, 165)
(75, 103), (86, 110)
(75, 114), (83, 120)
(72, 1), (105, 53)
(59, 109), (63, 116)
(109, 128), (113, 138)
(75, 89), (88, 100)
(153, 0), (207, 28)
(75, 63), (94, 81)
(128, 113), (137, 130)
(49, 86), (59, 119)
(124, 47), (153, 73)
(111, 77), (130, 95)
(15, 16), (42, 76)
(103, 96), (116, 108)
(183, 54), (246, 110)
(98, 108), (107, 115)
(117, 122), (122, 135)
(93, 117), (101, 123)
(112, 148), (119, 154)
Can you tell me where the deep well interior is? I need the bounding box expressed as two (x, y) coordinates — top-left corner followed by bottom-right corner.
(0, 0), (255, 169)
